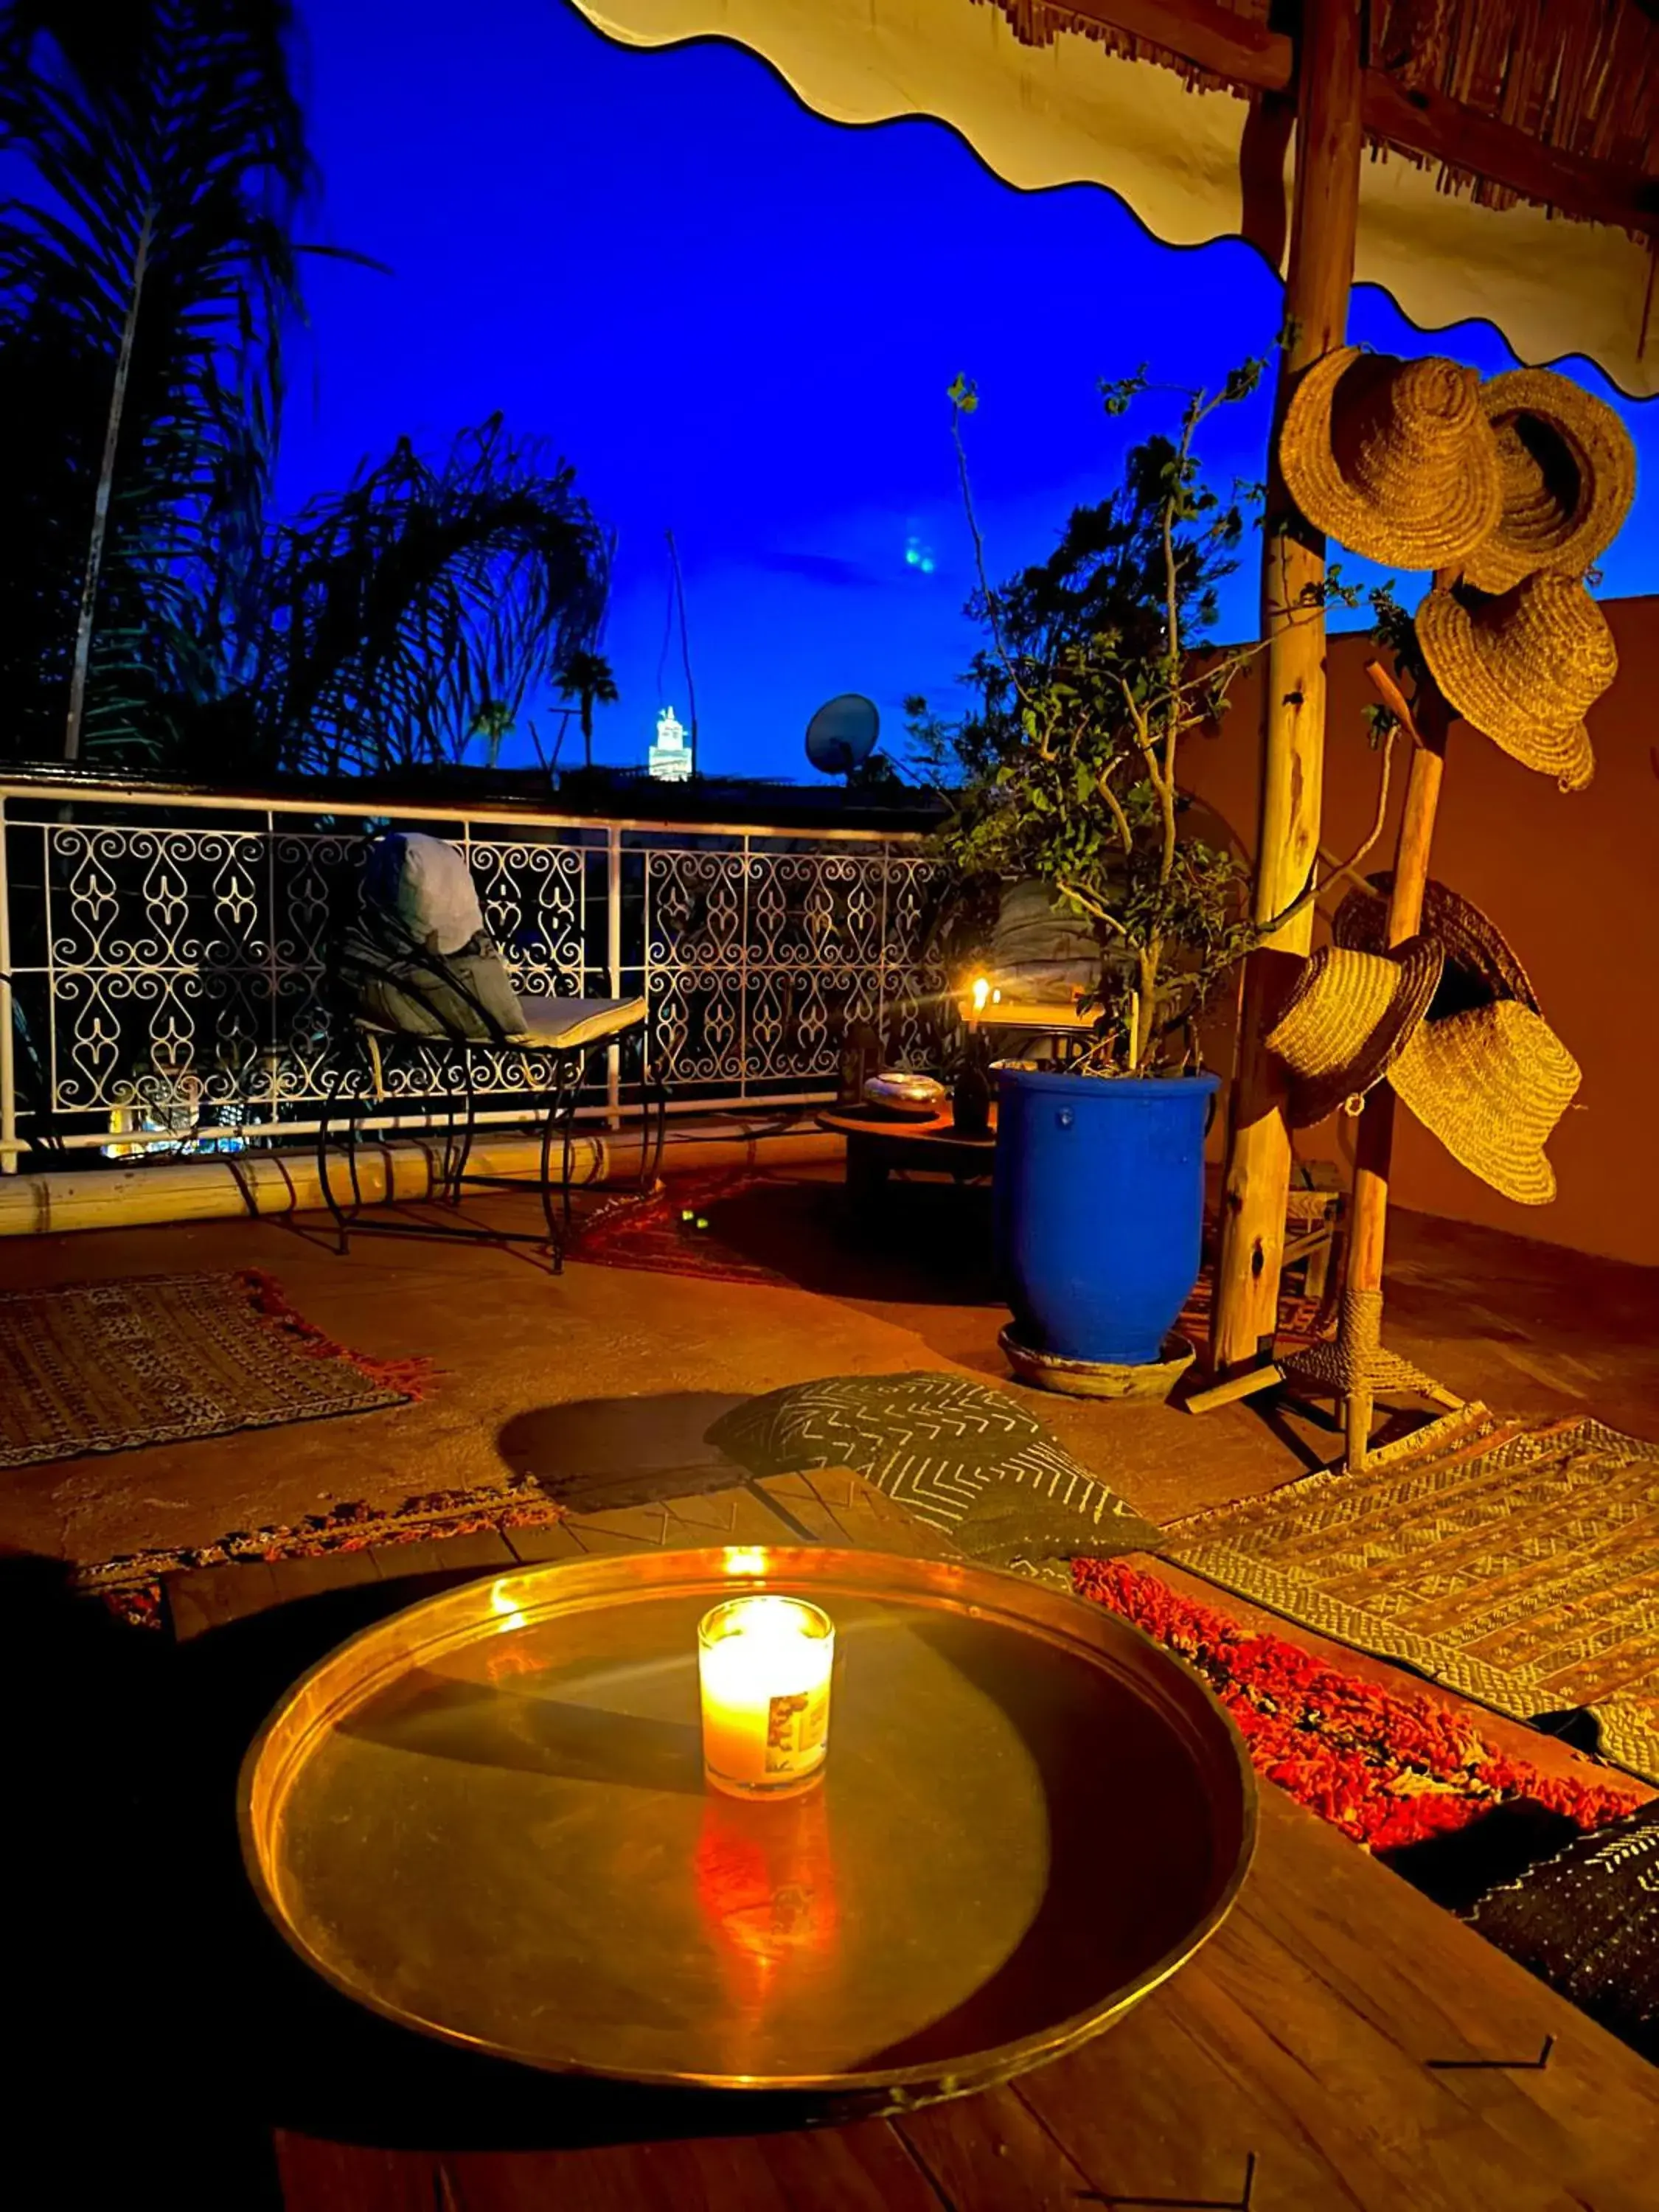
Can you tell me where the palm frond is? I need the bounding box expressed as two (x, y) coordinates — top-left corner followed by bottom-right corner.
(254, 417), (611, 776)
(0, 0), (310, 762)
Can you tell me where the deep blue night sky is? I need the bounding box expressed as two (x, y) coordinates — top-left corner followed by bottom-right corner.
(279, 0), (1656, 780)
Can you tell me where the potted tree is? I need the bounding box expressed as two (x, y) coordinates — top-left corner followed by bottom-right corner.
(909, 365), (1344, 1379)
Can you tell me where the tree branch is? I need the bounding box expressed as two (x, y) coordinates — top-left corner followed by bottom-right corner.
(1258, 724), (1397, 937)
(950, 390), (1026, 708)
(1317, 846), (1388, 902)
(1055, 877), (1130, 938)
(1096, 769), (1135, 856)
(1364, 656), (1423, 749)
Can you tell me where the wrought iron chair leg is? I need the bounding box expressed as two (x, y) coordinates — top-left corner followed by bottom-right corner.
(316, 1040), (363, 1256)
(636, 998), (668, 1194)
(316, 1046), (354, 1257)
(448, 1048), (481, 1205)
(560, 1049), (584, 1245)
(641, 1062), (669, 1194)
(343, 1057), (369, 1226)
(433, 1072), (456, 1207)
(462, 1047), (482, 1196)
(536, 1055), (572, 1273)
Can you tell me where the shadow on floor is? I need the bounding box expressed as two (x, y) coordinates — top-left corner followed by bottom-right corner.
(669, 1175), (1003, 1308)
(496, 1391), (748, 1495)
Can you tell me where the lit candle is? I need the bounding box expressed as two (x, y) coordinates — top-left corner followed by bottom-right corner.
(698, 1595), (834, 1799)
(971, 975), (990, 1016)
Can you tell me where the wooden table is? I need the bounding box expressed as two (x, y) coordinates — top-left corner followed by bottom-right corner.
(170, 1470), (1659, 2211)
(815, 1107), (996, 1204)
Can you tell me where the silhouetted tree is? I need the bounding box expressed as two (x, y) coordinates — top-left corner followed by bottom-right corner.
(223, 417), (610, 777)
(0, 0), (312, 764)
(557, 647), (619, 771)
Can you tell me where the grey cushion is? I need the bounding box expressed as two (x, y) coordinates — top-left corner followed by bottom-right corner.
(363, 831), (486, 956)
(341, 928), (523, 1040)
(706, 1372), (1159, 1582)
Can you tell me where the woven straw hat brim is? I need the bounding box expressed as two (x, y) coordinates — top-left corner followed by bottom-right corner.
(1463, 369), (1637, 594)
(1332, 874), (1541, 1013)
(1416, 588), (1599, 789)
(1280, 348), (1503, 570)
(1267, 936), (1444, 1130)
(1391, 1000), (1579, 1206)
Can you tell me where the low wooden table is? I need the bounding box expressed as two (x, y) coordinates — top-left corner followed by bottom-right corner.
(815, 1106), (996, 1203)
(172, 1470), (1658, 2211)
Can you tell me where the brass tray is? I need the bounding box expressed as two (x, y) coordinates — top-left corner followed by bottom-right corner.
(240, 1547), (1255, 2106)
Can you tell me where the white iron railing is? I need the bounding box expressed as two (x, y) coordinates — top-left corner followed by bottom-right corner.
(0, 776), (950, 1170)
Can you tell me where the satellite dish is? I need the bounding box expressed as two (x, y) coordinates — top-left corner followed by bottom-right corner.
(806, 693), (879, 778)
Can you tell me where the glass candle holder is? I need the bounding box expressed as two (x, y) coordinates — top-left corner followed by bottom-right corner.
(698, 1594), (834, 1799)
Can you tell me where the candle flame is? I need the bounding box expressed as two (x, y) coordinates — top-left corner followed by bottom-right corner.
(487, 1577), (527, 1633)
(970, 975), (990, 1014)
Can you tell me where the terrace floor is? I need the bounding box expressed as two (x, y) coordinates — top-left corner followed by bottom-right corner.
(4, 1157), (1658, 1570)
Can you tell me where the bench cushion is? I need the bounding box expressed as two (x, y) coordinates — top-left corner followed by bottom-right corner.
(507, 995), (647, 1051)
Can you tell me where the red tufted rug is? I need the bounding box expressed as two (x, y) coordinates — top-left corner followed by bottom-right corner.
(1074, 1559), (1646, 1852)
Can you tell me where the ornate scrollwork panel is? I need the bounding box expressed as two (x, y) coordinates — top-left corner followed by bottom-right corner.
(18, 812), (937, 1133)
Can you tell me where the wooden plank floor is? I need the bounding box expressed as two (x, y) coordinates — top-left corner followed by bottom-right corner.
(167, 1471), (1658, 2211)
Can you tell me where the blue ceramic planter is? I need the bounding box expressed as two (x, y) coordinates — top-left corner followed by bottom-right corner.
(994, 1066), (1218, 1368)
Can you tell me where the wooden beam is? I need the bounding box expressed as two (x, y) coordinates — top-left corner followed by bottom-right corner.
(1211, 0), (1363, 1375)
(1047, 0), (1290, 94)
(1041, 1), (1659, 236)
(1360, 71), (1659, 240)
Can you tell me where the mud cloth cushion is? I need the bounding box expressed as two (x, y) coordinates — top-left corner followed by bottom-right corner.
(1464, 1798), (1659, 2062)
(706, 1372), (1159, 1579)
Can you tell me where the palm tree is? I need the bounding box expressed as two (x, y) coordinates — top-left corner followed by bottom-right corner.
(0, 9), (610, 785)
(557, 648), (619, 771)
(235, 415), (610, 777)
(469, 698), (515, 771)
(0, 0), (313, 766)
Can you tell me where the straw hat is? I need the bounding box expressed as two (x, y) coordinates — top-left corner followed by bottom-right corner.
(1391, 1001), (1580, 1206)
(1464, 369), (1636, 594)
(1332, 880), (1579, 1205)
(1332, 874), (1539, 1014)
(1264, 939), (1443, 1129)
(1416, 573), (1613, 791)
(1279, 349), (1503, 568)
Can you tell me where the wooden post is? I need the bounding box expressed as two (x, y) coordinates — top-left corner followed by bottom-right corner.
(1341, 674), (1450, 1465)
(1212, 0), (1363, 1374)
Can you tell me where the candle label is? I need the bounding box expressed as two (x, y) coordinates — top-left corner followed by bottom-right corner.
(765, 1682), (830, 1775)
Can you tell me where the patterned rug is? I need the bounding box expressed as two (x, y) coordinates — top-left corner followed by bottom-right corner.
(1159, 1409), (1659, 1787)
(74, 1470), (571, 1630)
(568, 1172), (1332, 1348)
(1, 1270), (428, 1472)
(1076, 1559), (1646, 1851)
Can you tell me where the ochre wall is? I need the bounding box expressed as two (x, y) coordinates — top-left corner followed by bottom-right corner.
(1184, 595), (1659, 1268)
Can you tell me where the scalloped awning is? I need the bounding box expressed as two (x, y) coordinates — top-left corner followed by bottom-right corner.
(566, 0), (1659, 398)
